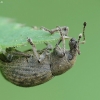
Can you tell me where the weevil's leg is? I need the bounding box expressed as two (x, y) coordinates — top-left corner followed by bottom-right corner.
(57, 26), (69, 36)
(1, 48), (31, 62)
(59, 29), (66, 53)
(0, 53), (14, 62)
(56, 39), (62, 46)
(38, 42), (53, 63)
(27, 38), (39, 60)
(11, 52), (31, 57)
(42, 26), (70, 53)
(54, 36), (65, 57)
(41, 26), (69, 36)
(44, 42), (53, 50)
(37, 42), (53, 54)
(41, 26), (60, 34)
(38, 50), (48, 63)
(6, 54), (13, 62)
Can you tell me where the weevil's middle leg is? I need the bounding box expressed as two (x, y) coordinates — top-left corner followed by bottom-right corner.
(38, 42), (53, 63)
(57, 29), (66, 54)
(54, 35), (66, 57)
(27, 38), (39, 60)
(27, 38), (52, 63)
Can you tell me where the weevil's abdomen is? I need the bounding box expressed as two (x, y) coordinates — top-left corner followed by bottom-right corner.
(0, 56), (53, 87)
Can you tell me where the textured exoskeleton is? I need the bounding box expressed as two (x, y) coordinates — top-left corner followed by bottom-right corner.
(0, 22), (87, 87)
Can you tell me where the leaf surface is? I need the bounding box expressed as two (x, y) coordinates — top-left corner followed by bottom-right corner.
(0, 17), (60, 53)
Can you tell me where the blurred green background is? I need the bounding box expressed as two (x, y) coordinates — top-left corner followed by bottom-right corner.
(0, 0), (100, 100)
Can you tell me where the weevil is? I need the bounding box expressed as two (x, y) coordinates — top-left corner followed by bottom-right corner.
(0, 22), (87, 87)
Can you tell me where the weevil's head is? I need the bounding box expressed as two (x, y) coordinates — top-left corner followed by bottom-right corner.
(69, 38), (80, 55)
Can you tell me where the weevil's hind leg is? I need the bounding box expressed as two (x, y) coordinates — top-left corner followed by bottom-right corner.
(27, 38), (39, 60)
(0, 47), (31, 62)
(0, 53), (14, 62)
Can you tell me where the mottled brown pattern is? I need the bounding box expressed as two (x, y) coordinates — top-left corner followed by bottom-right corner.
(0, 47), (78, 87)
(0, 56), (53, 87)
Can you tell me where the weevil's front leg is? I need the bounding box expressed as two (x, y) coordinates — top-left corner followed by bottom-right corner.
(42, 26), (70, 53)
(41, 26), (59, 34)
(41, 26), (69, 36)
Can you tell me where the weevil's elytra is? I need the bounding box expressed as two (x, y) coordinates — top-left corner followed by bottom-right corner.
(0, 22), (87, 87)
(1, 55), (53, 87)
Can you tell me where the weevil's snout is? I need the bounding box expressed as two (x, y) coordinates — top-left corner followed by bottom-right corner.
(69, 38), (80, 55)
(69, 38), (77, 48)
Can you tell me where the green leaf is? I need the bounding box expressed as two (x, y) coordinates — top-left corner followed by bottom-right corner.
(0, 17), (60, 53)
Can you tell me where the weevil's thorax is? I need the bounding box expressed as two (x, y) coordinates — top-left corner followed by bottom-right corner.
(67, 49), (78, 66)
(50, 38), (79, 76)
(50, 47), (73, 76)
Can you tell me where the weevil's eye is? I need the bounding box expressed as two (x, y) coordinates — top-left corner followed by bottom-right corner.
(63, 27), (67, 31)
(70, 38), (75, 42)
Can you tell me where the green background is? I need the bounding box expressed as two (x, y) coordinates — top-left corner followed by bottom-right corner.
(0, 0), (100, 100)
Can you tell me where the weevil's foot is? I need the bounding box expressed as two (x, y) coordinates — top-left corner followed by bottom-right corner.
(54, 46), (65, 58)
(6, 54), (13, 62)
(27, 38), (33, 45)
(44, 42), (53, 50)
(41, 27), (54, 34)
(56, 26), (69, 36)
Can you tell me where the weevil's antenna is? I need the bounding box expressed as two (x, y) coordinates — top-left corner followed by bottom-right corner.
(78, 22), (87, 44)
(76, 33), (82, 55)
(77, 22), (87, 54)
(83, 22), (87, 41)
(78, 33), (82, 43)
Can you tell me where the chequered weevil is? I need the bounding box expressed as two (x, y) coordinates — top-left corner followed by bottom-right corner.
(0, 22), (86, 87)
